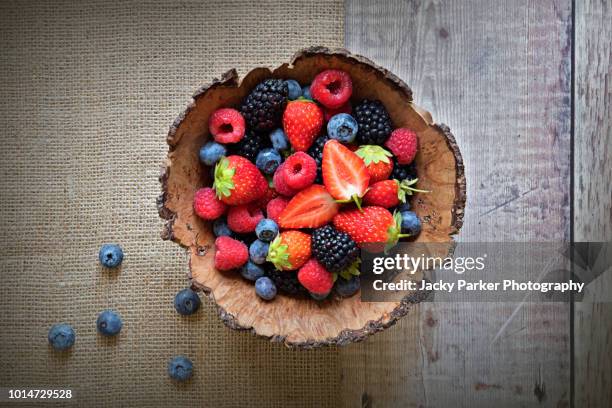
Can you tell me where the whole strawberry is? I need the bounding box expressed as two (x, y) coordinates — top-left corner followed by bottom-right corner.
(266, 230), (311, 271)
(193, 187), (227, 220)
(363, 178), (429, 208)
(333, 206), (407, 250)
(214, 236), (249, 271)
(214, 155), (267, 205)
(297, 259), (334, 297)
(283, 99), (323, 151)
(355, 145), (394, 183)
(385, 128), (418, 165)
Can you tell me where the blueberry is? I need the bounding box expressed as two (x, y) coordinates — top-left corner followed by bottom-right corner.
(255, 276), (277, 300)
(240, 261), (265, 281)
(249, 239), (269, 264)
(327, 113), (358, 143)
(199, 141), (226, 166)
(335, 276), (360, 297)
(255, 219), (279, 242)
(99, 244), (123, 268)
(168, 356), (193, 381)
(48, 323), (75, 351)
(284, 79), (302, 100)
(212, 218), (232, 237)
(96, 310), (123, 336)
(310, 292), (330, 301)
(269, 128), (289, 151)
(397, 201), (411, 212)
(174, 288), (201, 315)
(255, 148), (282, 175)
(302, 85), (313, 100)
(400, 211), (422, 235)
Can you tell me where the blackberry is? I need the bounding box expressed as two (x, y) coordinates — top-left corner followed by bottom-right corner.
(354, 99), (393, 144)
(240, 79), (288, 131)
(307, 134), (329, 184)
(229, 130), (270, 162)
(265, 268), (307, 296)
(391, 161), (417, 181)
(311, 225), (359, 273)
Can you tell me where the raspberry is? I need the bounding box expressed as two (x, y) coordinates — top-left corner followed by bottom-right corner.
(227, 203), (264, 233)
(323, 102), (352, 122)
(209, 108), (245, 144)
(310, 70), (353, 109)
(297, 259), (334, 295)
(281, 152), (317, 190)
(272, 163), (298, 197)
(214, 236), (248, 270)
(266, 197), (289, 223)
(193, 187), (227, 220)
(385, 128), (418, 165)
(255, 185), (279, 208)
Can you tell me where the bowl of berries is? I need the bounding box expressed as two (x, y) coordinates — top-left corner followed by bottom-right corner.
(158, 47), (465, 347)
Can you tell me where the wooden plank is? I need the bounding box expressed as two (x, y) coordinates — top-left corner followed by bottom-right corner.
(342, 0), (572, 406)
(574, 0), (612, 406)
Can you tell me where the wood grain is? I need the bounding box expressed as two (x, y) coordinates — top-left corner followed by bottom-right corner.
(574, 0), (612, 406)
(342, 0), (572, 406)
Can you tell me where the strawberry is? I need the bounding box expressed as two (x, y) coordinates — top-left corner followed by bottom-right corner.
(355, 145), (394, 183)
(213, 155), (267, 205)
(266, 230), (311, 271)
(283, 99), (323, 151)
(278, 185), (339, 229)
(363, 178), (429, 208)
(322, 139), (370, 207)
(333, 206), (408, 250)
(297, 259), (334, 296)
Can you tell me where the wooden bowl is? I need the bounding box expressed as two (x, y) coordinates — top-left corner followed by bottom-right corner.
(158, 47), (466, 348)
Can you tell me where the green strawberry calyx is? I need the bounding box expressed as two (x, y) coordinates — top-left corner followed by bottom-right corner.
(397, 178), (430, 203)
(385, 211), (411, 253)
(213, 157), (235, 199)
(355, 145), (393, 165)
(266, 235), (292, 270)
(334, 258), (362, 282)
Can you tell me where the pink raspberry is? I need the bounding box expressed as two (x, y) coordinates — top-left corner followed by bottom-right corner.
(266, 197), (290, 223)
(280, 152), (317, 190)
(209, 108), (245, 144)
(297, 259), (334, 296)
(273, 163), (298, 197)
(193, 187), (227, 220)
(227, 203), (264, 233)
(310, 70), (353, 109)
(214, 236), (248, 271)
(385, 128), (418, 165)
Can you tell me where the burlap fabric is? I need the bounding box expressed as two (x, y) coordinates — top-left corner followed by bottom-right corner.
(0, 1), (344, 406)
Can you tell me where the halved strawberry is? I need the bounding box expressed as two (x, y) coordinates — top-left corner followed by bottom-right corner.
(278, 185), (339, 229)
(322, 140), (370, 207)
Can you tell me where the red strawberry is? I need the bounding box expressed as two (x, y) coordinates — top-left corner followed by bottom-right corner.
(298, 259), (334, 296)
(214, 156), (267, 205)
(209, 108), (245, 144)
(227, 203), (264, 233)
(278, 185), (339, 229)
(323, 101), (352, 122)
(266, 196), (290, 223)
(266, 230), (311, 271)
(281, 152), (317, 190)
(363, 179), (428, 208)
(333, 206), (407, 250)
(322, 140), (370, 206)
(310, 69), (353, 109)
(283, 99), (323, 151)
(355, 145), (394, 183)
(385, 128), (418, 164)
(214, 236), (248, 271)
(193, 187), (227, 220)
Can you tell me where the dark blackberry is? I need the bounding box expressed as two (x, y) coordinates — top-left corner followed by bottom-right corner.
(307, 134), (329, 184)
(240, 79), (288, 131)
(354, 99), (393, 144)
(265, 268), (307, 296)
(229, 130), (270, 162)
(311, 225), (359, 273)
(391, 161), (417, 181)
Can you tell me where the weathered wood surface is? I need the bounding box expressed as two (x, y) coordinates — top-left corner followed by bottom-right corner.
(341, 0), (573, 406)
(574, 0), (612, 406)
